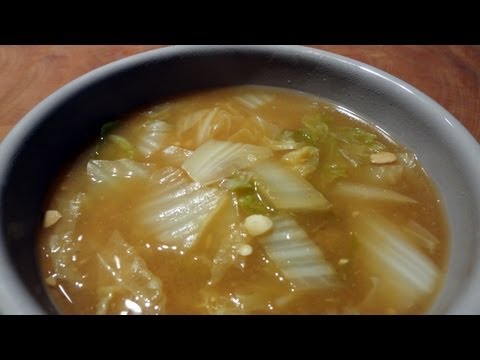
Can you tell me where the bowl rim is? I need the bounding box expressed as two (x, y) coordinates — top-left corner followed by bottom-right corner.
(1, 45), (479, 314)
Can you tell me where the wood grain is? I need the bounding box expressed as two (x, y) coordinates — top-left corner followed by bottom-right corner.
(0, 45), (478, 142)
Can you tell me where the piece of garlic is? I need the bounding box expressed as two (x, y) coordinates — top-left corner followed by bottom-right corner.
(43, 210), (62, 228)
(237, 244), (253, 256)
(244, 214), (273, 237)
(370, 152), (397, 164)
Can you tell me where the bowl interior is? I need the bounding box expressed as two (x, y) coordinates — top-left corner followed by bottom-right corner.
(1, 45), (479, 314)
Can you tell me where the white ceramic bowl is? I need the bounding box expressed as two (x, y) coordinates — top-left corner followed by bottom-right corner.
(1, 45), (479, 314)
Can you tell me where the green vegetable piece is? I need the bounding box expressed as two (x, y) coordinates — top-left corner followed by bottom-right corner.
(95, 121), (129, 159)
(237, 193), (271, 216)
(292, 129), (316, 146)
(315, 161), (348, 189)
(107, 135), (135, 158)
(100, 121), (119, 138)
(94, 134), (136, 159)
(225, 172), (273, 215)
(334, 127), (386, 159)
(301, 113), (332, 144)
(324, 162), (347, 180)
(281, 146), (320, 177)
(222, 171), (255, 191)
(223, 177), (254, 191)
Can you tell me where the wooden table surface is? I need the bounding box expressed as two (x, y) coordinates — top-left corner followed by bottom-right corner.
(0, 45), (478, 142)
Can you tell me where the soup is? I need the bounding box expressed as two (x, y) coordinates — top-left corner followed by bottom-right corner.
(38, 86), (449, 314)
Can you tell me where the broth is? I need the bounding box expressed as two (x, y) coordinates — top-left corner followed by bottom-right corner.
(38, 86), (449, 314)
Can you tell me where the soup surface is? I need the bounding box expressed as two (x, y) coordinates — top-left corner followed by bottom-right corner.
(38, 86), (448, 314)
